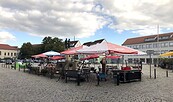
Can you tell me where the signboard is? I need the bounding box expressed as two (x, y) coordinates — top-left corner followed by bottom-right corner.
(146, 50), (154, 55)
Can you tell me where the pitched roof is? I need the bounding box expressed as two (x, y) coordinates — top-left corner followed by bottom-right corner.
(122, 32), (173, 45)
(0, 44), (18, 50)
(69, 40), (79, 47)
(83, 39), (105, 46)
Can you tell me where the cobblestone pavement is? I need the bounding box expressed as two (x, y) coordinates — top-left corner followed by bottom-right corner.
(1, 64), (173, 102)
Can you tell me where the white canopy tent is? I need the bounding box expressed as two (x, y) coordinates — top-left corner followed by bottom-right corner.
(43, 50), (61, 56)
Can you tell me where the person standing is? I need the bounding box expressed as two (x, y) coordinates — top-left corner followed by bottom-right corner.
(100, 58), (106, 74)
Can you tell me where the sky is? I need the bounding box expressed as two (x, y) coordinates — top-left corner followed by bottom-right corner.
(1, 0), (173, 47)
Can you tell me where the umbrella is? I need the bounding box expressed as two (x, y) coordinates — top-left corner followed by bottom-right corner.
(61, 45), (86, 55)
(160, 51), (173, 57)
(77, 41), (138, 54)
(31, 54), (47, 58)
(43, 50), (61, 56)
(50, 56), (65, 60)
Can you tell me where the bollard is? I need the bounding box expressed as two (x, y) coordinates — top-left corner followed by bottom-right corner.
(65, 72), (67, 83)
(19, 65), (20, 71)
(166, 70), (168, 77)
(77, 71), (80, 86)
(23, 65), (25, 72)
(154, 68), (156, 79)
(117, 73), (120, 86)
(96, 73), (100, 86)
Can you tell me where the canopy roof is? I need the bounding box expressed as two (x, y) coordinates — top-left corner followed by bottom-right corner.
(50, 56), (65, 60)
(43, 50), (60, 56)
(61, 45), (85, 55)
(31, 54), (47, 58)
(80, 54), (99, 60)
(160, 52), (173, 57)
(77, 41), (138, 54)
(105, 56), (121, 59)
(120, 46), (147, 55)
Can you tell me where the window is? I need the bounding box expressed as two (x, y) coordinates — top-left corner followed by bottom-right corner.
(161, 42), (168, 47)
(164, 42), (168, 47)
(160, 43), (165, 47)
(142, 45), (146, 49)
(145, 38), (156, 42)
(153, 43), (157, 48)
(11, 53), (13, 56)
(169, 42), (173, 47)
(133, 45), (137, 49)
(8, 52), (10, 56)
(14, 53), (16, 56)
(127, 46), (131, 48)
(146, 44), (152, 48)
(4, 53), (6, 56)
(0, 51), (1, 55)
(161, 50), (168, 54)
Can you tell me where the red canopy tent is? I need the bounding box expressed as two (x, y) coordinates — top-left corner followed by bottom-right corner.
(105, 56), (121, 59)
(50, 56), (65, 60)
(31, 54), (47, 58)
(80, 54), (99, 61)
(61, 45), (85, 55)
(77, 41), (138, 54)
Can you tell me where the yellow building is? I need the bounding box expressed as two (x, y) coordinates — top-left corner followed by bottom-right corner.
(0, 44), (19, 59)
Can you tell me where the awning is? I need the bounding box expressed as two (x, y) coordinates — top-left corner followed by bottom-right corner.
(160, 52), (173, 56)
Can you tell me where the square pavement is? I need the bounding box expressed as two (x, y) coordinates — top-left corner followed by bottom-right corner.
(0, 64), (173, 102)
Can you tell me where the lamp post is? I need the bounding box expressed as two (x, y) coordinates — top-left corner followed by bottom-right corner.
(157, 25), (160, 66)
(147, 50), (154, 78)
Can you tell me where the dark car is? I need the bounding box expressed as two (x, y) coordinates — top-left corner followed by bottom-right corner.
(5, 59), (13, 64)
(0, 59), (5, 63)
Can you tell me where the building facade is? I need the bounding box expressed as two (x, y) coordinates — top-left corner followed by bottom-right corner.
(122, 32), (173, 64)
(0, 44), (19, 59)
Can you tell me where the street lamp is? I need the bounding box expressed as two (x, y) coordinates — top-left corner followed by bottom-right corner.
(146, 50), (154, 78)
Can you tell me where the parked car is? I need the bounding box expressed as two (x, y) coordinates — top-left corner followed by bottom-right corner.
(0, 59), (5, 63)
(5, 59), (13, 64)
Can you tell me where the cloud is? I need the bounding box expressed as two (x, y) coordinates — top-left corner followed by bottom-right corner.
(0, 0), (173, 38)
(0, 0), (106, 39)
(98, 0), (173, 35)
(0, 31), (16, 43)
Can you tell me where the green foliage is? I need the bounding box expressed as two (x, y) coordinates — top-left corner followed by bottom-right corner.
(19, 36), (65, 59)
(19, 42), (33, 59)
(42, 37), (65, 52)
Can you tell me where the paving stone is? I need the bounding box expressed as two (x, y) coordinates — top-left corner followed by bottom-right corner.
(1, 64), (173, 102)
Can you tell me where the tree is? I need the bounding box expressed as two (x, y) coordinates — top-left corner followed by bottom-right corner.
(19, 42), (33, 59)
(42, 36), (65, 52)
(18, 36), (65, 59)
(68, 39), (70, 48)
(65, 38), (68, 49)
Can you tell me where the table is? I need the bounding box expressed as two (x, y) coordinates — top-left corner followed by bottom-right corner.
(112, 70), (141, 83)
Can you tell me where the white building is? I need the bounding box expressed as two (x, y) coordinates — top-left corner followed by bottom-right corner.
(122, 32), (173, 64)
(0, 44), (19, 59)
